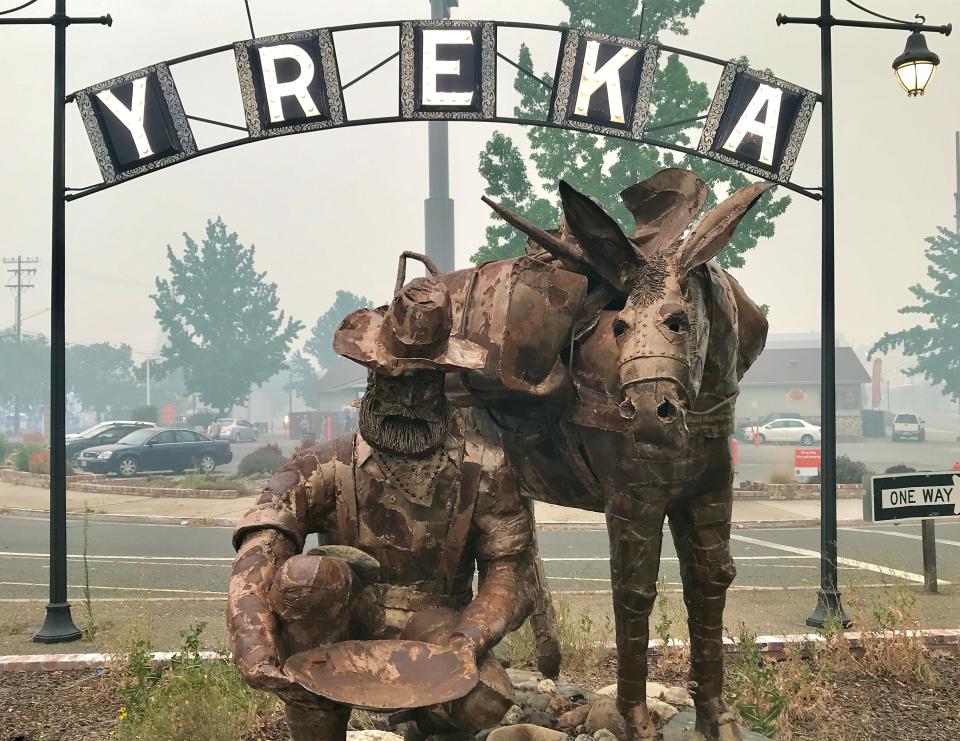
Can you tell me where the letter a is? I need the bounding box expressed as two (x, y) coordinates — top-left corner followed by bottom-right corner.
(258, 44), (322, 123)
(721, 84), (783, 166)
(95, 78), (154, 159)
(574, 41), (639, 125)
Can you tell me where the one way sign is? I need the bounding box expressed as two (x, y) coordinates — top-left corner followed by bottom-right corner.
(866, 471), (960, 523)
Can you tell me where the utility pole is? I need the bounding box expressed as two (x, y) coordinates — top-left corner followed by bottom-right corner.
(4, 256), (39, 435)
(424, 0), (458, 272)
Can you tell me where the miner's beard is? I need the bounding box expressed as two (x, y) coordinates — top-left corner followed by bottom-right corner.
(359, 383), (451, 458)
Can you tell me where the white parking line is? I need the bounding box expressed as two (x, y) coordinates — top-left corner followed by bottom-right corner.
(841, 527), (960, 548)
(540, 555), (816, 562)
(729, 533), (949, 585)
(0, 551), (232, 563)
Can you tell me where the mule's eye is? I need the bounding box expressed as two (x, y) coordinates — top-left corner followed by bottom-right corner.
(612, 318), (630, 338)
(664, 312), (689, 334)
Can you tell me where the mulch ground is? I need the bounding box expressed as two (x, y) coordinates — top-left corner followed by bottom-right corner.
(2, 658), (959, 740)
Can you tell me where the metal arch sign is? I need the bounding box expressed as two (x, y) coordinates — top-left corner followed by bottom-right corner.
(68, 19), (820, 200)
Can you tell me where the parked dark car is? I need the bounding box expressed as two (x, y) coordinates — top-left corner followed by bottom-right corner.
(77, 427), (232, 477)
(66, 420), (158, 467)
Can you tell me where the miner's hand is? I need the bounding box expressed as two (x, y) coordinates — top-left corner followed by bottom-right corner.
(241, 657), (327, 710)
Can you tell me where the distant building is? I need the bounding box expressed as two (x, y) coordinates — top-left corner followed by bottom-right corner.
(288, 358), (366, 441)
(739, 335), (871, 438)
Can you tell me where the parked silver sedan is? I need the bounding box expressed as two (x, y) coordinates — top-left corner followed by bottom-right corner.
(211, 418), (259, 442)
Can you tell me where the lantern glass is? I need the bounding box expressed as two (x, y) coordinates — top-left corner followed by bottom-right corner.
(895, 60), (936, 96)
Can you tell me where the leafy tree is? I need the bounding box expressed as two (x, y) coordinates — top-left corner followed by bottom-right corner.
(0, 333), (49, 415)
(304, 290), (373, 373)
(871, 227), (960, 406)
(285, 351), (324, 410)
(473, 0), (791, 268)
(129, 405), (160, 423)
(66, 342), (141, 422)
(152, 218), (304, 416)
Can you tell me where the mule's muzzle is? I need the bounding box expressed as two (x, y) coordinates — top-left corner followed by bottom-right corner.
(618, 380), (689, 449)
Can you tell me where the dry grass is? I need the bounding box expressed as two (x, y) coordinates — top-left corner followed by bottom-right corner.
(767, 467), (796, 485)
(726, 580), (938, 739)
(506, 596), (614, 676)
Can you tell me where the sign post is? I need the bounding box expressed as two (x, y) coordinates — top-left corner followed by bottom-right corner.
(865, 471), (960, 595)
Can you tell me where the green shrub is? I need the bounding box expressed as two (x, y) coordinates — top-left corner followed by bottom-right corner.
(187, 411), (216, 429)
(13, 443), (45, 472)
(237, 443), (286, 477)
(130, 405), (160, 423)
(809, 455), (874, 485)
(114, 622), (277, 740)
(885, 464), (917, 474)
(0, 436), (9, 466)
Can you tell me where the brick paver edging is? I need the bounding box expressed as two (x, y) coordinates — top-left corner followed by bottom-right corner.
(3, 629), (958, 672)
(0, 468), (246, 499)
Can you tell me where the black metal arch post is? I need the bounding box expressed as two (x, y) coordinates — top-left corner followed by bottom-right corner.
(0, 0), (112, 643)
(777, 0), (951, 629)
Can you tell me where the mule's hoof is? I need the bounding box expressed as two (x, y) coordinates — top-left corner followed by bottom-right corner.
(622, 704), (659, 740)
(695, 710), (742, 741)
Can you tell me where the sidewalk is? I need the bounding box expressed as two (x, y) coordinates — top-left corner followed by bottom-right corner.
(0, 481), (863, 528)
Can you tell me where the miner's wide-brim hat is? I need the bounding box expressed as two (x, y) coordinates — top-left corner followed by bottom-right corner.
(334, 278), (486, 376)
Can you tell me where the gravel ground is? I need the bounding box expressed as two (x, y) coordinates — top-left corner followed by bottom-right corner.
(1, 658), (958, 740)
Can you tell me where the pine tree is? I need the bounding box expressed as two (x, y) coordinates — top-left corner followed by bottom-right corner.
(871, 227), (960, 405)
(473, 0), (791, 268)
(152, 218), (303, 415)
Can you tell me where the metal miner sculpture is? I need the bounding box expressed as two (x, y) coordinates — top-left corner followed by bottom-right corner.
(227, 276), (541, 741)
(413, 168), (768, 741)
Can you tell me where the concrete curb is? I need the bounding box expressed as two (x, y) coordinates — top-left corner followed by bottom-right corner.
(3, 630), (958, 673)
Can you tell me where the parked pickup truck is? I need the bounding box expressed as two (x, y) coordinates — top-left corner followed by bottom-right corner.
(892, 413), (925, 442)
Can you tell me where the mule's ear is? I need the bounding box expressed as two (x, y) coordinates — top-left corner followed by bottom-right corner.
(559, 180), (637, 293)
(676, 182), (772, 275)
(620, 168), (708, 258)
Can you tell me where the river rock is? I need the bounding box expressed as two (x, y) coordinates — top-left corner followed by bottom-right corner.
(595, 683), (617, 697)
(556, 702), (591, 730)
(593, 730), (618, 741)
(502, 704), (524, 725)
(661, 711), (773, 740)
(507, 668), (542, 691)
(486, 724), (568, 741)
(584, 698), (627, 739)
(662, 686), (694, 707)
(346, 732), (403, 741)
(647, 698), (678, 724)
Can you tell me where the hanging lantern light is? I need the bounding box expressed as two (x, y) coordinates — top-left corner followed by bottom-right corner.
(892, 31), (941, 96)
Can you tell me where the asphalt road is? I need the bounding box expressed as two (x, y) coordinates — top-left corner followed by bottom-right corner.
(2, 515), (959, 601)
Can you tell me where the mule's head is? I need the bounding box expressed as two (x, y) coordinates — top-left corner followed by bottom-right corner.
(485, 169), (770, 449)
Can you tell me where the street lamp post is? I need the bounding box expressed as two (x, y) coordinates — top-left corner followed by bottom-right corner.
(777, 0), (951, 628)
(0, 0), (112, 643)
(424, 0), (458, 272)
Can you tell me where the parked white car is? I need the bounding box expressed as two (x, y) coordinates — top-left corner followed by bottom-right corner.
(892, 413), (926, 442)
(211, 418), (259, 442)
(742, 418), (821, 446)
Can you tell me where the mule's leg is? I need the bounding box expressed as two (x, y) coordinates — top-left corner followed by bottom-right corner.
(524, 498), (563, 678)
(606, 490), (668, 740)
(667, 444), (739, 741)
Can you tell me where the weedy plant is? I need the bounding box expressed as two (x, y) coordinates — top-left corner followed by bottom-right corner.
(113, 622), (279, 741)
(653, 576), (689, 672)
(80, 507), (99, 640)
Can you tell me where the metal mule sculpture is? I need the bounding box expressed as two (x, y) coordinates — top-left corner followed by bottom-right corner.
(427, 168), (770, 740)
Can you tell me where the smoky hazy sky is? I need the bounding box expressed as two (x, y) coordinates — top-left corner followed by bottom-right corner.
(1, 0), (957, 364)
